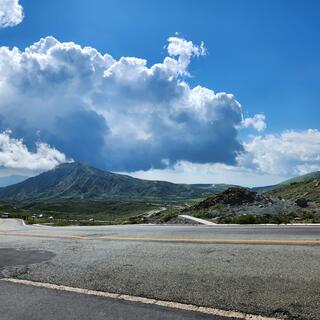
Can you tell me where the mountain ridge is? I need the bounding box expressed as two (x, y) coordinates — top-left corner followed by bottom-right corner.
(1, 162), (319, 202)
(0, 162), (232, 202)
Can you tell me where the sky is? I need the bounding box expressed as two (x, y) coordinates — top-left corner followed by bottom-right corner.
(0, 0), (319, 186)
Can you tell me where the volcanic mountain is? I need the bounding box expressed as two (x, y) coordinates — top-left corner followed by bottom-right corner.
(0, 162), (230, 202)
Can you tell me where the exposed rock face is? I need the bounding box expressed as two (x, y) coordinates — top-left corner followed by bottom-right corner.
(188, 188), (258, 210)
(296, 198), (308, 208)
(179, 176), (320, 223)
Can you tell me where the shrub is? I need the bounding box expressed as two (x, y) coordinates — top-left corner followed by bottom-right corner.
(159, 210), (179, 222)
(302, 211), (315, 220)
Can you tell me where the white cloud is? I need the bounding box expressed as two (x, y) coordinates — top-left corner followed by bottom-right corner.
(242, 114), (266, 132)
(0, 130), (69, 173)
(238, 129), (320, 176)
(0, 0), (23, 28)
(166, 36), (206, 75)
(128, 129), (320, 187)
(127, 161), (285, 187)
(1, 35), (318, 185)
(0, 36), (263, 172)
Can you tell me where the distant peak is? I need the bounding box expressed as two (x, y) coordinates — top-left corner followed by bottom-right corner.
(54, 161), (107, 176)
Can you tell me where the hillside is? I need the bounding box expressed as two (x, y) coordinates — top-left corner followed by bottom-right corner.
(253, 171), (320, 193)
(266, 177), (320, 203)
(176, 183), (320, 224)
(0, 162), (231, 202)
(181, 187), (288, 219)
(280, 171), (320, 185)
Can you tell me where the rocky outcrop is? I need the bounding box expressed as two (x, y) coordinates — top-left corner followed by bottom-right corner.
(296, 198), (308, 208)
(186, 187), (259, 211)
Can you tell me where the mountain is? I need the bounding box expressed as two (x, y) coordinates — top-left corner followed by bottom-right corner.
(0, 162), (233, 202)
(266, 176), (320, 203)
(0, 175), (28, 187)
(253, 171), (320, 193)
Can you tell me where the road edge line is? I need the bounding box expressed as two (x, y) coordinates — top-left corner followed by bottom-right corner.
(1, 278), (282, 320)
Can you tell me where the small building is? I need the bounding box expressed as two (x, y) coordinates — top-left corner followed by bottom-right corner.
(1, 212), (10, 219)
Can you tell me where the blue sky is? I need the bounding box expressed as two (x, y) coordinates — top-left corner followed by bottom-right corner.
(0, 0), (319, 186)
(3, 0), (320, 133)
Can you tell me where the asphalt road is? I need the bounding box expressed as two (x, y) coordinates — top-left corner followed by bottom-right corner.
(1, 219), (320, 320)
(0, 281), (227, 320)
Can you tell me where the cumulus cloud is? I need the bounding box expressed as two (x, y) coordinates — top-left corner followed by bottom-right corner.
(0, 130), (69, 173)
(242, 114), (266, 132)
(0, 36), (258, 172)
(238, 129), (320, 176)
(2, 34), (318, 184)
(0, 0), (23, 28)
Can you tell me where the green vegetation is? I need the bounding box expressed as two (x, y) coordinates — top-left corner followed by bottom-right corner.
(302, 210), (315, 220)
(281, 171), (320, 185)
(0, 162), (235, 202)
(218, 214), (290, 224)
(267, 178), (320, 203)
(254, 171), (320, 193)
(26, 217), (48, 225)
(185, 209), (213, 219)
(1, 165), (319, 225)
(159, 209), (179, 222)
(184, 198), (206, 205)
(0, 198), (164, 225)
(20, 199), (159, 220)
(51, 219), (74, 226)
(218, 211), (320, 224)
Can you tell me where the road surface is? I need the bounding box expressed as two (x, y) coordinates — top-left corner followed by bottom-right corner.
(0, 218), (320, 320)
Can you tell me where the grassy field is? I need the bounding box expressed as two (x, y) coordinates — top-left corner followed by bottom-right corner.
(1, 199), (163, 223)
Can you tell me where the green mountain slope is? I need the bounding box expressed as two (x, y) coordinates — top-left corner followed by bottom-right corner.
(253, 171), (320, 193)
(0, 162), (232, 202)
(266, 177), (320, 203)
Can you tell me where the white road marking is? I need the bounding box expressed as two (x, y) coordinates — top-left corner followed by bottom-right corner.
(1, 278), (282, 320)
(178, 215), (217, 225)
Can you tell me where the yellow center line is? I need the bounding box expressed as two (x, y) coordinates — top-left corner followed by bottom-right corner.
(96, 236), (320, 245)
(0, 232), (86, 240)
(0, 232), (319, 244)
